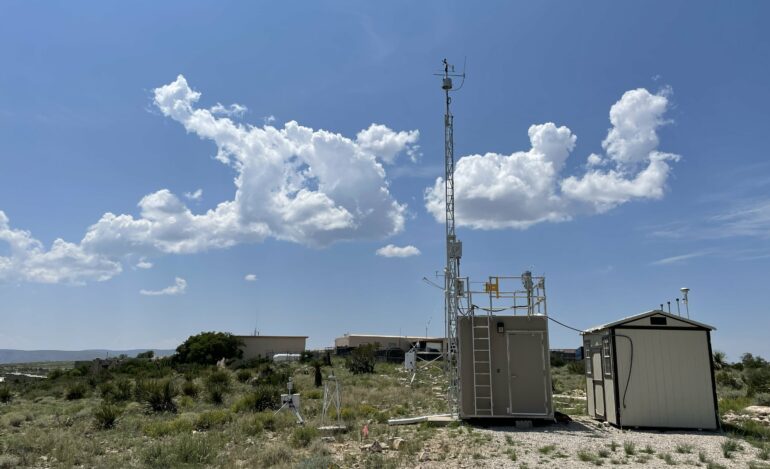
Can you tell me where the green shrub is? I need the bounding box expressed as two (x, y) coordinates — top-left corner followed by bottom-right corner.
(721, 439), (741, 458)
(236, 369), (252, 383)
(205, 370), (231, 404)
(259, 444), (292, 467)
(232, 385), (281, 413)
(113, 378), (133, 401)
(623, 441), (636, 455)
(297, 455), (334, 469)
(174, 331), (243, 365)
(717, 371), (744, 389)
(254, 363), (291, 386)
(143, 418), (194, 437)
(745, 367), (770, 396)
(182, 379), (199, 398)
(136, 379), (177, 412)
(93, 402), (121, 429)
(4, 412), (26, 427)
(99, 381), (116, 399)
(0, 386), (12, 403)
(719, 395), (752, 415)
(291, 426), (319, 448)
(236, 415), (265, 435)
(346, 344), (376, 374)
(0, 455), (21, 469)
(141, 433), (217, 467)
(755, 393), (770, 406)
(675, 443), (692, 454)
(742, 353), (768, 369)
(577, 450), (597, 462)
(173, 433), (217, 464)
(567, 360), (585, 375)
(65, 382), (89, 400)
(194, 410), (232, 431)
(713, 351), (727, 369)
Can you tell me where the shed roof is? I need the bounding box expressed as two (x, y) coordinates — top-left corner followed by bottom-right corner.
(583, 310), (715, 333)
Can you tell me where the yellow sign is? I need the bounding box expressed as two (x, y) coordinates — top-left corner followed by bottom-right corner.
(484, 277), (500, 298)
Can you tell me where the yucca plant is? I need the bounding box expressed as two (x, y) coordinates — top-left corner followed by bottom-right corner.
(93, 402), (122, 429)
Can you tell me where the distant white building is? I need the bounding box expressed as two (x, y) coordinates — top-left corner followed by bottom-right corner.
(235, 335), (307, 360)
(334, 333), (445, 353)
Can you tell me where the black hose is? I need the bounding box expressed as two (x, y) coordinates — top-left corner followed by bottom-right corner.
(614, 334), (634, 408)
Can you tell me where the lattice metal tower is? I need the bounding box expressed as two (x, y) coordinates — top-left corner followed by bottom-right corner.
(438, 58), (465, 416)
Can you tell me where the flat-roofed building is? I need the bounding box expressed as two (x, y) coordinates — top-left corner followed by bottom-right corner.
(334, 334), (445, 353)
(235, 335), (308, 360)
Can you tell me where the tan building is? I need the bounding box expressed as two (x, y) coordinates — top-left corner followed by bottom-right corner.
(457, 315), (553, 420)
(334, 334), (445, 353)
(235, 335), (307, 360)
(582, 310), (718, 430)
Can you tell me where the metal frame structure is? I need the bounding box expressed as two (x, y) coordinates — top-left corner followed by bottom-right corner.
(436, 58), (466, 416)
(460, 274), (549, 417)
(436, 59), (550, 419)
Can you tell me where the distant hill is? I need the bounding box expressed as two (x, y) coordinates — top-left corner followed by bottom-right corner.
(0, 349), (175, 364)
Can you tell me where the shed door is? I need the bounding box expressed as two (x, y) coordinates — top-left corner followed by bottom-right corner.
(506, 332), (548, 416)
(591, 348), (605, 418)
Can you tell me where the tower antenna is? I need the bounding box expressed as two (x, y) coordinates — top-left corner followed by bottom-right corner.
(434, 58), (466, 416)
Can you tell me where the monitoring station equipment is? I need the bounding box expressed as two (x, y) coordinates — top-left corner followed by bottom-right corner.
(437, 60), (553, 420)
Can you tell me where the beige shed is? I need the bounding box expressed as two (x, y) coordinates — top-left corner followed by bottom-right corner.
(235, 335), (307, 360)
(582, 310), (718, 430)
(457, 315), (553, 419)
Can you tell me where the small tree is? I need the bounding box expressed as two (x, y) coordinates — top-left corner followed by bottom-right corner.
(713, 351), (727, 370)
(174, 332), (243, 365)
(137, 350), (155, 359)
(346, 344), (376, 374)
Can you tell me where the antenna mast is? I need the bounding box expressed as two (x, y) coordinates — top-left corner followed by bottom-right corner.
(437, 58), (465, 416)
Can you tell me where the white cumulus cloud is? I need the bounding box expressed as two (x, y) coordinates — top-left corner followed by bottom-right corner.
(244, 273), (257, 281)
(135, 258), (153, 269)
(0, 211), (121, 285)
(183, 189), (203, 201)
(425, 88), (678, 229)
(356, 124), (420, 164)
(210, 102), (247, 118)
(376, 244), (421, 258)
(140, 277), (187, 296)
(0, 75), (418, 284)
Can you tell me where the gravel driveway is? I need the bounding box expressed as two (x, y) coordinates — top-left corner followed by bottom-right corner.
(415, 416), (765, 468)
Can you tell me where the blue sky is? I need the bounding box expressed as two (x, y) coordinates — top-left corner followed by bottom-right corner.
(1, 1), (768, 360)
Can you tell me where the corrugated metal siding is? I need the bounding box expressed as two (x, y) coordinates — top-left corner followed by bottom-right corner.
(614, 329), (716, 429)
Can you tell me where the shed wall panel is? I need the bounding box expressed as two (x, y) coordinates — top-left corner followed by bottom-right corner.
(614, 329), (716, 429)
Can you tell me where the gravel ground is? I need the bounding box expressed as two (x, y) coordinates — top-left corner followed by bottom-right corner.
(415, 416), (766, 468)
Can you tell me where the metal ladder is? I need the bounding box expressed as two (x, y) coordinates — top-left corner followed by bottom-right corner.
(471, 312), (494, 415)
